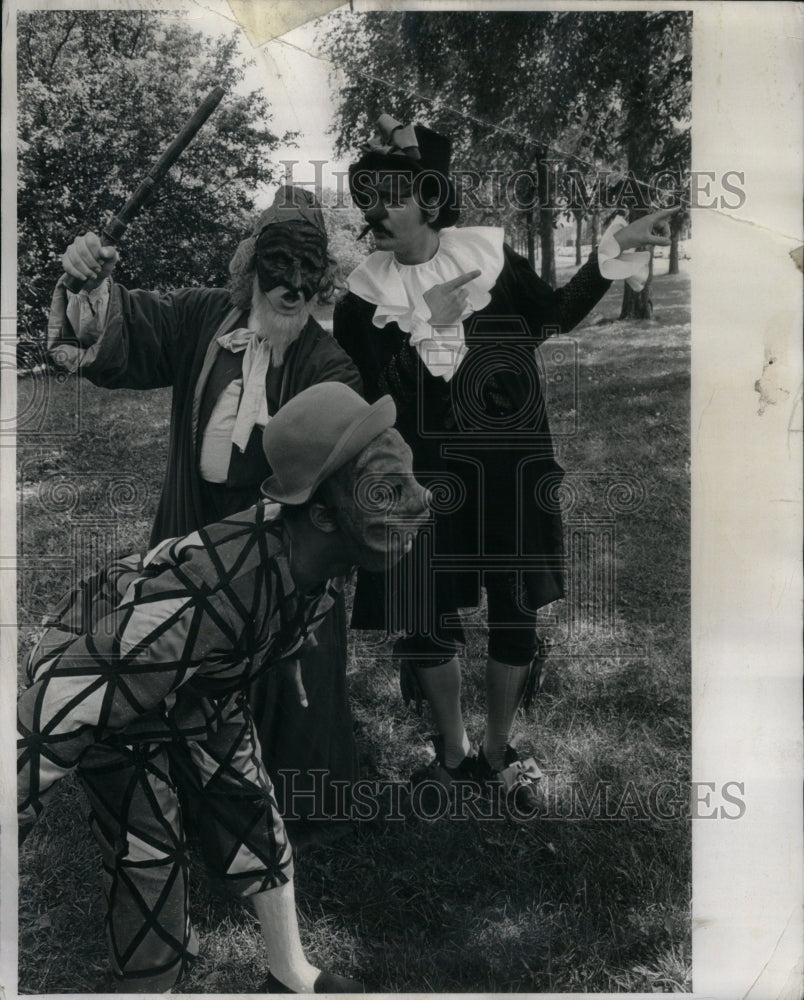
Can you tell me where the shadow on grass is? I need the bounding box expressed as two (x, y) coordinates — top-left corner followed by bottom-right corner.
(17, 267), (691, 993)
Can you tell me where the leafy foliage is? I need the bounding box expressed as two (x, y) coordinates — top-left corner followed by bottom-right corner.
(320, 9), (690, 300)
(17, 10), (289, 340)
(321, 193), (371, 278)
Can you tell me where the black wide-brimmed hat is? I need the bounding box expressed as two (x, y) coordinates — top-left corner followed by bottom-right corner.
(349, 114), (460, 229)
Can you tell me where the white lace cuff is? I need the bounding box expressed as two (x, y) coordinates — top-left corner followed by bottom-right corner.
(597, 217), (651, 292)
(409, 314), (468, 382)
(64, 277), (112, 360)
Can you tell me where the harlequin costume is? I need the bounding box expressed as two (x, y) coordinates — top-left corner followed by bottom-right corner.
(47, 188), (363, 827)
(18, 503), (338, 986)
(18, 381), (424, 993)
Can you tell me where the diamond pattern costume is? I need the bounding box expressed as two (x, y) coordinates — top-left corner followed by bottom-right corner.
(18, 503), (338, 987)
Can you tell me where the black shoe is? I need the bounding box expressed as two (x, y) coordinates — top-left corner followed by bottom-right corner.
(410, 735), (479, 813)
(477, 744), (544, 816)
(263, 969), (365, 993)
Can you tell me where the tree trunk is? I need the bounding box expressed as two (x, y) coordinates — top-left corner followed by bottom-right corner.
(525, 208), (536, 270)
(620, 249), (655, 319)
(535, 156), (556, 286)
(591, 208), (601, 249)
(668, 234), (679, 274)
(539, 208), (556, 287)
(668, 211), (684, 274)
(574, 211), (583, 266)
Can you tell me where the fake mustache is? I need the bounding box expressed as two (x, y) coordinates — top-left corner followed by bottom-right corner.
(358, 222), (392, 241)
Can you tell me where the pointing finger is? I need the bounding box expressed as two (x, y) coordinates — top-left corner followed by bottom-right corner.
(441, 269), (482, 291)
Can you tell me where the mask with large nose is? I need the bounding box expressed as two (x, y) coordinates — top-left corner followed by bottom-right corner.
(325, 429), (431, 572)
(255, 222), (328, 301)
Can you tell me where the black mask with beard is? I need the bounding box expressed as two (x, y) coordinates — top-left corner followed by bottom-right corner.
(255, 222), (328, 301)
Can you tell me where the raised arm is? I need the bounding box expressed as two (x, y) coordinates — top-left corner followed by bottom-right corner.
(503, 207), (677, 340)
(48, 231), (233, 390)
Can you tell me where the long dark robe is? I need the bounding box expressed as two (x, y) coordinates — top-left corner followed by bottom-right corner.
(49, 280), (363, 830)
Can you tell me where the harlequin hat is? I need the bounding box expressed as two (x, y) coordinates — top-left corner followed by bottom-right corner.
(261, 383), (397, 505)
(349, 114), (460, 228)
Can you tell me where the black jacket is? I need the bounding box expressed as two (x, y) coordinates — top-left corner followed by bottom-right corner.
(334, 244), (611, 626)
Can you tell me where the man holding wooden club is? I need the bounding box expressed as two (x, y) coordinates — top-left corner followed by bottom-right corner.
(49, 187), (363, 839)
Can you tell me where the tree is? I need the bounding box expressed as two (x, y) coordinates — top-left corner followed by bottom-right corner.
(320, 10), (689, 313)
(321, 192), (371, 279)
(583, 12), (691, 318)
(668, 209), (687, 275)
(17, 10), (291, 343)
(321, 10), (625, 281)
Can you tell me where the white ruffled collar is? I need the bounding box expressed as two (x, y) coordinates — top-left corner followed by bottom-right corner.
(346, 226), (505, 332)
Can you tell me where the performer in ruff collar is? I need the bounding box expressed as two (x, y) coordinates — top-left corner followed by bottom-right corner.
(18, 382), (431, 993)
(50, 186), (362, 837)
(335, 113), (677, 808)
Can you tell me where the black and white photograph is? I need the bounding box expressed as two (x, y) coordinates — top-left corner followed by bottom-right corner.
(2, 1), (801, 997)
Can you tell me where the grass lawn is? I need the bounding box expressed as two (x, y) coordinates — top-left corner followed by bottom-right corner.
(16, 263), (691, 993)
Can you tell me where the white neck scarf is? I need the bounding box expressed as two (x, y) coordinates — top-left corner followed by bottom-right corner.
(216, 328), (272, 452)
(218, 280), (311, 452)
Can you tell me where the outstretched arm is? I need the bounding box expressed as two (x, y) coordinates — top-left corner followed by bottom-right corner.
(510, 207), (679, 339)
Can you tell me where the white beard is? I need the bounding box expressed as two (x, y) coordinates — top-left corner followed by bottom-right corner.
(248, 275), (311, 365)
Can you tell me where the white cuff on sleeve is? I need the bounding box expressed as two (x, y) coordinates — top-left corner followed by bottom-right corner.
(65, 277), (111, 346)
(597, 217), (651, 292)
